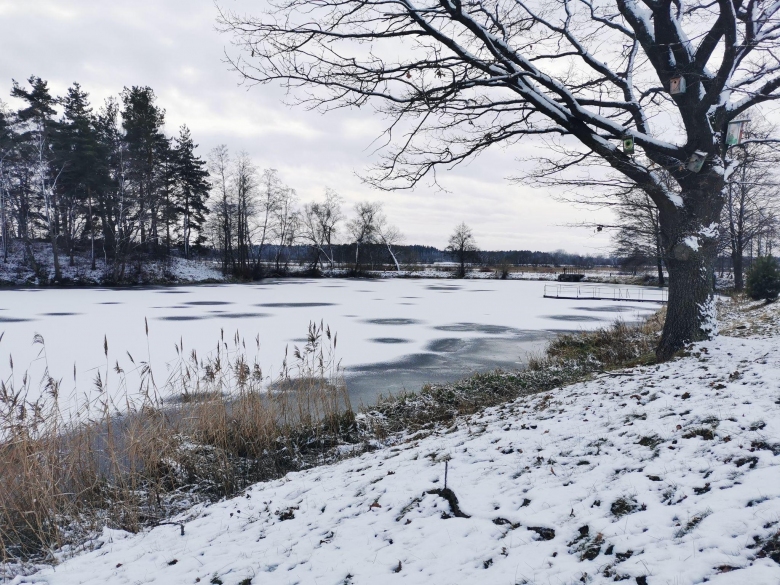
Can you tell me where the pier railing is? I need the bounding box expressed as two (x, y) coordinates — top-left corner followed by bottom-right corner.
(543, 284), (668, 303)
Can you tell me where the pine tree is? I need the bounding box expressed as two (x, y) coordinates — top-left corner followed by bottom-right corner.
(57, 83), (106, 268)
(12, 76), (61, 280)
(174, 125), (209, 258)
(121, 86), (166, 253)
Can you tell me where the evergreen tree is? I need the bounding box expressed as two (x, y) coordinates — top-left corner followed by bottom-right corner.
(12, 76), (61, 280)
(174, 125), (209, 258)
(56, 83), (105, 268)
(121, 86), (166, 252)
(746, 256), (780, 302)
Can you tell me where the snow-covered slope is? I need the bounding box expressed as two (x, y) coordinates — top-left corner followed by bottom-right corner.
(15, 328), (780, 584)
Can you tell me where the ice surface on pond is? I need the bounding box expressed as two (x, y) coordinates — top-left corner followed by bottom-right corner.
(0, 279), (663, 408)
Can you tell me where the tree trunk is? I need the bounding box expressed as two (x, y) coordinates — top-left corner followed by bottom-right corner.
(656, 179), (723, 361)
(732, 245), (744, 291)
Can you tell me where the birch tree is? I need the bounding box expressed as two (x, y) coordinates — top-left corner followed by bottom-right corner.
(219, 0), (780, 358)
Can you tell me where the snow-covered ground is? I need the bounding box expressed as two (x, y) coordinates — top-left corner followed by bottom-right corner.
(15, 300), (780, 585)
(0, 279), (662, 409)
(0, 244), (226, 286)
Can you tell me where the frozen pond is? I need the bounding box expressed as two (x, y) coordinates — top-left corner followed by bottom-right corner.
(0, 279), (663, 409)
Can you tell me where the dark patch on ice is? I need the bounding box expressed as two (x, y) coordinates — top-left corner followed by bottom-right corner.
(575, 306), (647, 313)
(426, 285), (461, 290)
(185, 301), (233, 306)
(257, 302), (337, 308)
(217, 313), (270, 319)
(41, 312), (81, 317)
(365, 318), (423, 325)
(543, 315), (605, 322)
(401, 296), (420, 299)
(157, 315), (206, 321)
(0, 317), (34, 322)
(370, 338), (411, 344)
(398, 302), (416, 305)
(468, 289), (495, 292)
(98, 302), (123, 305)
(344, 335), (554, 405)
(157, 290), (190, 294)
(435, 323), (516, 334)
(427, 338), (468, 352)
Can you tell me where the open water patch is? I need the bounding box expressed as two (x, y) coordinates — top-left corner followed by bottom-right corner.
(370, 337), (411, 344)
(185, 301), (233, 306)
(365, 318), (423, 326)
(0, 317), (34, 322)
(426, 285), (461, 291)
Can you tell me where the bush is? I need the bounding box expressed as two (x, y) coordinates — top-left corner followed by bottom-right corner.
(746, 255), (780, 302)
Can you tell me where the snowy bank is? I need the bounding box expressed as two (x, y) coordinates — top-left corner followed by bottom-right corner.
(15, 305), (780, 584)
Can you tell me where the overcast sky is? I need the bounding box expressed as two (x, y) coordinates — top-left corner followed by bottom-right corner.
(0, 0), (615, 252)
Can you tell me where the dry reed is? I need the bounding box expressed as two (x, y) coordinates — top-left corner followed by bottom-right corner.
(0, 320), (351, 569)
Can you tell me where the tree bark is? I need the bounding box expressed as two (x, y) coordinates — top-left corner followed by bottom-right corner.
(732, 245), (744, 292)
(656, 177), (723, 360)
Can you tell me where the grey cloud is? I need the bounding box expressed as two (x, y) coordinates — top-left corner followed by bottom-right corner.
(0, 0), (614, 252)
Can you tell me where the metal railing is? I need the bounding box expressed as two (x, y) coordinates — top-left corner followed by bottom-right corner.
(543, 284), (668, 303)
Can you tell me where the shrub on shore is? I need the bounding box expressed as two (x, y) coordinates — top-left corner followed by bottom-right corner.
(746, 256), (780, 302)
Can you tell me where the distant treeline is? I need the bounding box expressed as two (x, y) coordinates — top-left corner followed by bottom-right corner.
(229, 243), (615, 270)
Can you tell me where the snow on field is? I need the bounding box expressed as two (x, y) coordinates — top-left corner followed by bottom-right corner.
(16, 312), (780, 585)
(0, 279), (662, 408)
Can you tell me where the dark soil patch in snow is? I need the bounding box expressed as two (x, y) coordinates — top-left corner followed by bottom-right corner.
(527, 526), (556, 540)
(610, 497), (639, 518)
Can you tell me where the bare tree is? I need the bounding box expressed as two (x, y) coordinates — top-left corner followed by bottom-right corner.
(272, 185), (299, 272)
(722, 119), (780, 290)
(347, 201), (382, 273)
(233, 151), (257, 276)
(208, 144), (234, 274)
(447, 222), (479, 278)
(612, 189), (665, 284)
(375, 213), (404, 272)
(219, 0), (780, 358)
(301, 188), (344, 271)
(254, 168), (282, 271)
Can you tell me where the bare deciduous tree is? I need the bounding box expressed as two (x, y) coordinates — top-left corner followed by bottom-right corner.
(301, 188), (344, 271)
(219, 0), (780, 358)
(347, 201), (383, 273)
(447, 222), (478, 278)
